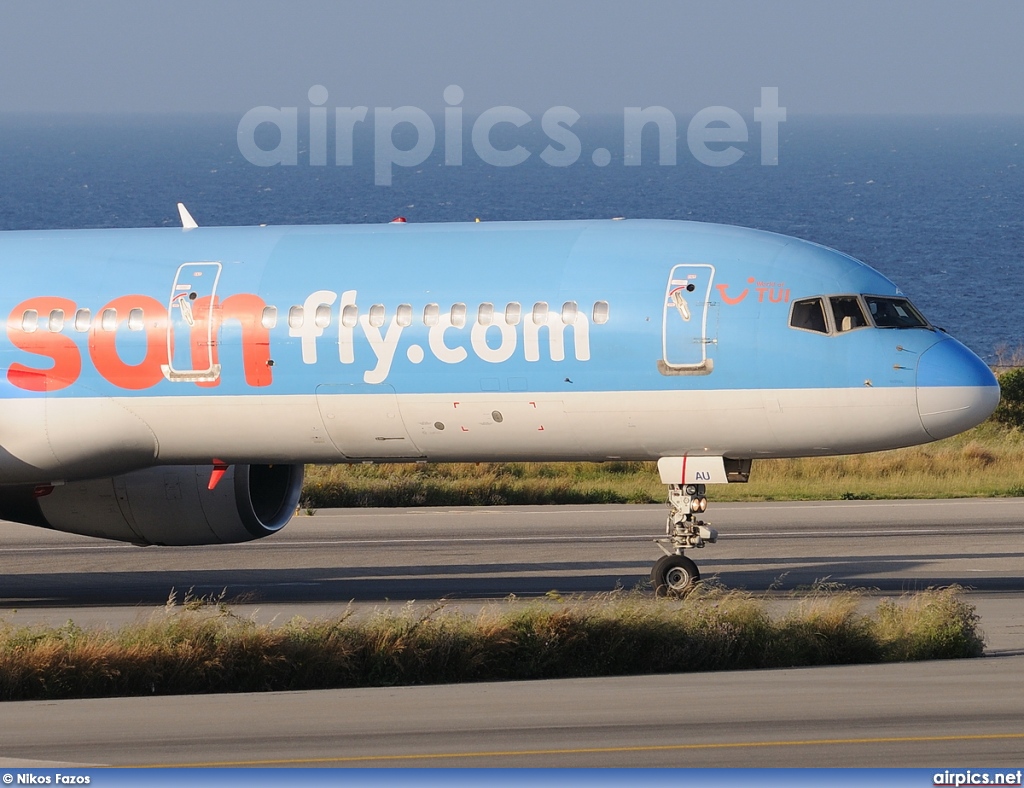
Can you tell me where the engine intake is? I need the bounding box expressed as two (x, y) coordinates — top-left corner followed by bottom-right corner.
(0, 464), (303, 546)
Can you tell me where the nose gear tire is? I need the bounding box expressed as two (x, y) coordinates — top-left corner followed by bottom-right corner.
(651, 554), (700, 597)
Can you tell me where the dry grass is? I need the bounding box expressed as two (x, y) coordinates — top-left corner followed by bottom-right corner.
(301, 421), (1024, 507)
(0, 587), (983, 701)
(302, 460), (657, 508)
(739, 422), (1024, 501)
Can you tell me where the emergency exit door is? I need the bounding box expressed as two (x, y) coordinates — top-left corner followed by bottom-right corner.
(661, 264), (716, 373)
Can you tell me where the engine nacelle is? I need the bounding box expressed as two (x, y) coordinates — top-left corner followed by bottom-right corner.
(0, 464), (303, 546)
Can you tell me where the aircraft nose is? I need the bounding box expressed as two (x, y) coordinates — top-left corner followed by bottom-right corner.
(916, 338), (1000, 440)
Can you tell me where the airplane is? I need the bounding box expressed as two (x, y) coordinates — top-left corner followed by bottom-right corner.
(0, 208), (1000, 595)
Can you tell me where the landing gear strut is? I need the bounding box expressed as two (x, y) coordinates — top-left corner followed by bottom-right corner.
(651, 483), (718, 597)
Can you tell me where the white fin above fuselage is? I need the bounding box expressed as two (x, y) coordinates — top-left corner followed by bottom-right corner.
(177, 202), (199, 230)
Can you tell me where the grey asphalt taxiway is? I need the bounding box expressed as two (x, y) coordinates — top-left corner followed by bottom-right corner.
(0, 499), (1022, 767)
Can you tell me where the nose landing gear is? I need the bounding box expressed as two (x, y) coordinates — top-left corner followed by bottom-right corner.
(651, 482), (717, 597)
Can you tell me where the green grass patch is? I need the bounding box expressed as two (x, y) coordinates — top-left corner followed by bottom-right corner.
(0, 587), (983, 701)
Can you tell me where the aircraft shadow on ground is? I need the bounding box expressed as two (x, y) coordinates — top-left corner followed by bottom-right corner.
(2, 551), (1023, 607)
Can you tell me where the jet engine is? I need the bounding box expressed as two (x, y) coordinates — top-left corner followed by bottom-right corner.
(0, 464), (303, 546)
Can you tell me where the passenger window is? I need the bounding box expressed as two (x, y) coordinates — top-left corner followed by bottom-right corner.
(74, 308), (91, 332)
(396, 304), (412, 327)
(287, 306), (303, 329)
(314, 304), (332, 329)
(423, 303), (439, 326)
(477, 303), (494, 326)
(592, 301), (610, 325)
(49, 309), (65, 332)
(368, 304), (386, 328)
(504, 302), (522, 326)
(127, 308), (144, 331)
(341, 304), (358, 328)
(450, 303), (467, 328)
(100, 307), (118, 331)
(789, 298), (828, 334)
(830, 296), (868, 332)
(261, 306), (278, 329)
(21, 310), (38, 333)
(561, 301), (578, 325)
(532, 301), (549, 325)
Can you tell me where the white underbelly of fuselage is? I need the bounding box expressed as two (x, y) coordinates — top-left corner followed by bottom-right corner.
(0, 386), (932, 483)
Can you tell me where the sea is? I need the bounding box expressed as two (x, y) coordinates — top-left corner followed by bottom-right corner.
(0, 113), (1021, 364)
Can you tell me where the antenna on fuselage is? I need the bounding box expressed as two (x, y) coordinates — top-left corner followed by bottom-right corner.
(177, 202), (199, 230)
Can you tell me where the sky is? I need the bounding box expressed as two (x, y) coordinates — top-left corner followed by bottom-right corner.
(0, 0), (1022, 117)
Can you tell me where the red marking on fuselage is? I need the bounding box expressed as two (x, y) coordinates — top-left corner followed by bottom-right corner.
(6, 297), (82, 391)
(715, 283), (750, 306)
(189, 294), (273, 388)
(6, 292), (273, 392)
(89, 295), (168, 390)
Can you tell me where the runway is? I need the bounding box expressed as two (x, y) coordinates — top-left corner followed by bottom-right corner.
(1, 499), (1023, 767)
(2, 657), (1023, 768)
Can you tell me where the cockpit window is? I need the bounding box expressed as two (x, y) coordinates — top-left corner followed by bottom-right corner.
(790, 298), (828, 334)
(830, 296), (869, 332)
(864, 296), (930, 329)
